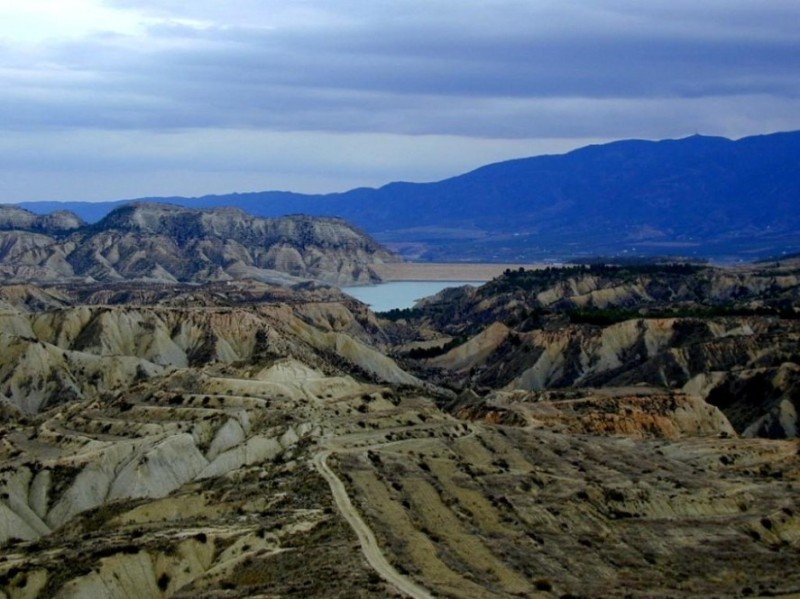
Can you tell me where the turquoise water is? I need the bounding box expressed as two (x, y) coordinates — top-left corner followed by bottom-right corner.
(341, 281), (483, 312)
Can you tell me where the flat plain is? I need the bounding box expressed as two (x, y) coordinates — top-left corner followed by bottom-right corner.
(371, 262), (553, 282)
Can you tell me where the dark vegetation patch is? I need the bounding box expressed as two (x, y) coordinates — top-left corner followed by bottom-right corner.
(486, 263), (706, 295)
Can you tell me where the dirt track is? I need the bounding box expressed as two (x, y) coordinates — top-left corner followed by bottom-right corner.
(313, 450), (435, 599)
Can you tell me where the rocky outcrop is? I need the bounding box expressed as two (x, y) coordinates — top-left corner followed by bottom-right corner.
(0, 281), (422, 415)
(447, 384), (736, 438)
(475, 388), (736, 438)
(391, 262), (800, 438)
(696, 362), (800, 438)
(422, 316), (800, 437)
(0, 203), (400, 286)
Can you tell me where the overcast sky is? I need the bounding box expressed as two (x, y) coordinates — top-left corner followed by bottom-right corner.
(2, 0), (799, 202)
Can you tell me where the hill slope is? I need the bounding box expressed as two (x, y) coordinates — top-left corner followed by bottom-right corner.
(0, 203), (398, 285)
(383, 259), (800, 438)
(18, 130), (800, 261)
(1, 272), (800, 598)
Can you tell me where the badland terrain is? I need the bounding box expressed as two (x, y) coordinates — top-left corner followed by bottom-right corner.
(0, 203), (396, 287)
(0, 200), (798, 598)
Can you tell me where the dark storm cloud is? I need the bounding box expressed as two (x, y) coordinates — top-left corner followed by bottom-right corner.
(3, 0), (799, 139)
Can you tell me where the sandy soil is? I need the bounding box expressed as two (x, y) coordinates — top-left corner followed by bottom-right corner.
(372, 262), (556, 282)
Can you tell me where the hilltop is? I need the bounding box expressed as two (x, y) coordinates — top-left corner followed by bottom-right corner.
(0, 203), (398, 286)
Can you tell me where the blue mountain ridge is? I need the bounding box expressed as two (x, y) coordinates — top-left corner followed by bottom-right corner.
(17, 130), (800, 262)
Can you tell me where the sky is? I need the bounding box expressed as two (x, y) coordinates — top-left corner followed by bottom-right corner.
(1, 0), (799, 203)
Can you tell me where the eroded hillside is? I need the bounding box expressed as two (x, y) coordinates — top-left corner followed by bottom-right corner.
(0, 262), (798, 598)
(385, 260), (800, 439)
(0, 204), (399, 286)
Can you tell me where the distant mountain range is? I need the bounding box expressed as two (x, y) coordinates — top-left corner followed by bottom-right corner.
(17, 130), (800, 262)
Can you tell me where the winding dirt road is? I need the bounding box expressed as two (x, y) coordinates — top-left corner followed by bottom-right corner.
(312, 450), (435, 599)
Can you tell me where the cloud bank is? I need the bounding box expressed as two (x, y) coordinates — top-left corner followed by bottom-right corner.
(1, 0), (799, 201)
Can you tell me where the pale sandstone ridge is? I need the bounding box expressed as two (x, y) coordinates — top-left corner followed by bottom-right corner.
(388, 261), (800, 438)
(506, 318), (735, 390)
(0, 203), (400, 286)
(0, 287), (423, 415)
(0, 357), (361, 544)
(429, 321), (510, 371)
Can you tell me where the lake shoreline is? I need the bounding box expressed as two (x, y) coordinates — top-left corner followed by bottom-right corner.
(341, 280), (485, 312)
(369, 262), (558, 284)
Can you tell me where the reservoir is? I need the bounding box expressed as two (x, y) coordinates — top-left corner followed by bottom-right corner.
(341, 281), (484, 312)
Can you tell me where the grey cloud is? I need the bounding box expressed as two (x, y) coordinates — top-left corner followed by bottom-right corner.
(3, 1), (800, 139)
(3, 0), (799, 203)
